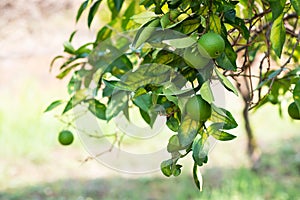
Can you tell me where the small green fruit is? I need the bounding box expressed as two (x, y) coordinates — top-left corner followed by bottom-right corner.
(58, 130), (74, 145)
(198, 32), (225, 58)
(185, 95), (211, 121)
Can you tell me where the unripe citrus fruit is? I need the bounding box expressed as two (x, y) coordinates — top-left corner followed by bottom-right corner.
(185, 95), (211, 122)
(58, 130), (74, 145)
(288, 102), (300, 120)
(184, 48), (210, 69)
(197, 32), (225, 58)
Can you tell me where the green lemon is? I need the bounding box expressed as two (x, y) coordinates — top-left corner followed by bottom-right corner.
(197, 32), (225, 58)
(185, 95), (212, 122)
(184, 48), (210, 69)
(58, 130), (74, 145)
(288, 102), (300, 120)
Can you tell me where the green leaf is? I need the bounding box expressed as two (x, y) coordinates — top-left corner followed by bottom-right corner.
(107, 0), (125, 19)
(225, 17), (249, 40)
(192, 134), (208, 167)
(132, 18), (160, 48)
(68, 30), (77, 43)
(160, 159), (173, 177)
(44, 100), (64, 112)
(166, 117), (180, 132)
(211, 104), (238, 130)
(133, 93), (152, 112)
(86, 99), (106, 120)
(270, 13), (286, 58)
(131, 11), (157, 24)
(269, 0), (286, 21)
(75, 43), (93, 55)
(88, 0), (103, 28)
(167, 135), (185, 152)
(118, 63), (173, 91)
(293, 80), (300, 111)
(88, 41), (123, 72)
(178, 115), (200, 147)
(193, 163), (202, 191)
(95, 26), (113, 46)
(200, 81), (214, 104)
(106, 91), (128, 120)
(62, 89), (89, 114)
(162, 82), (193, 96)
(139, 108), (151, 125)
(162, 37), (196, 49)
(122, 1), (136, 30)
(50, 55), (64, 71)
(56, 63), (82, 79)
(209, 15), (222, 34)
(113, 0), (124, 12)
(216, 39), (237, 71)
(63, 41), (75, 54)
(291, 0), (300, 16)
(256, 69), (284, 90)
(207, 125), (236, 141)
(172, 165), (182, 177)
(68, 74), (82, 95)
(215, 68), (238, 96)
(76, 0), (90, 22)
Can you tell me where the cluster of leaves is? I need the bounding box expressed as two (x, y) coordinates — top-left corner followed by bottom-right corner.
(47, 0), (300, 189)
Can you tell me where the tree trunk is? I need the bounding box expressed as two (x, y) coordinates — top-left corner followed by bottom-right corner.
(242, 100), (261, 170)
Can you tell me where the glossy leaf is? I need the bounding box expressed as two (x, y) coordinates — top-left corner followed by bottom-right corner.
(270, 13), (286, 58)
(192, 134), (208, 166)
(63, 41), (75, 54)
(44, 100), (64, 112)
(88, 0), (103, 28)
(160, 159), (173, 177)
(133, 93), (152, 112)
(69, 30), (77, 42)
(162, 37), (196, 49)
(291, 0), (300, 16)
(95, 26), (113, 46)
(122, 1), (136, 30)
(269, 0), (286, 21)
(167, 135), (184, 152)
(256, 69), (284, 90)
(209, 15), (222, 34)
(178, 115), (200, 147)
(200, 81), (214, 104)
(76, 0), (90, 22)
(56, 63), (82, 79)
(207, 125), (236, 141)
(62, 89), (89, 114)
(68, 74), (82, 95)
(215, 68), (239, 96)
(132, 18), (160, 48)
(86, 99), (106, 120)
(50, 55), (64, 71)
(166, 117), (180, 132)
(216, 38), (237, 71)
(118, 63), (172, 91)
(225, 17), (249, 39)
(131, 11), (157, 24)
(107, 0), (125, 19)
(211, 104), (238, 130)
(106, 91), (128, 120)
(193, 162), (203, 191)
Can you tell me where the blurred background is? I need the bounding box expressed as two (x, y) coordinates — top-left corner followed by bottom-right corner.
(0, 1), (299, 199)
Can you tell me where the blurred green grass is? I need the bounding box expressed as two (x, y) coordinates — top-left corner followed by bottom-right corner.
(1, 136), (299, 200)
